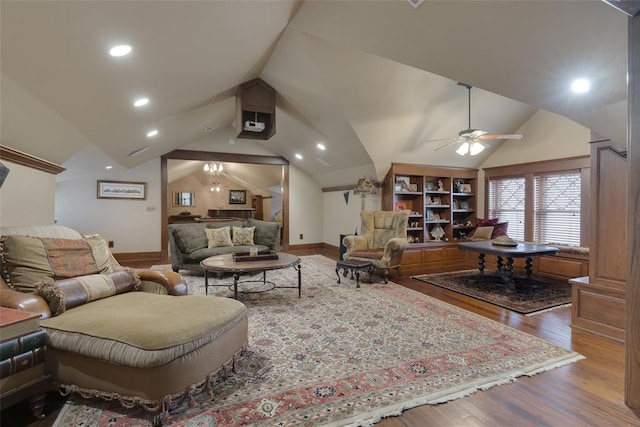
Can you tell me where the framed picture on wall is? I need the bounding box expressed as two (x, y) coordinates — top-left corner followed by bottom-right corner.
(229, 190), (246, 204)
(97, 180), (146, 200)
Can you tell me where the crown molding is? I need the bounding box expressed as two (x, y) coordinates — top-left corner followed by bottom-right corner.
(0, 145), (65, 175)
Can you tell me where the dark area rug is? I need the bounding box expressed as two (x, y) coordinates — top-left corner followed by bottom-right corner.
(412, 270), (572, 316)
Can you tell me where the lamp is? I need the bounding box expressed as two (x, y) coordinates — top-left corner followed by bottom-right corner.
(353, 176), (378, 210)
(204, 162), (223, 175)
(210, 182), (221, 192)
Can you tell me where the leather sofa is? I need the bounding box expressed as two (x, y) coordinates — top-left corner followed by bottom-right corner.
(168, 217), (281, 273)
(0, 225), (248, 423)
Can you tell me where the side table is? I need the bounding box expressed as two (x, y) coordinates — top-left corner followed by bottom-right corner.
(336, 259), (373, 288)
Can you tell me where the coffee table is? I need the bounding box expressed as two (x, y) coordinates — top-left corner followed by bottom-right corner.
(458, 240), (558, 291)
(200, 252), (301, 299)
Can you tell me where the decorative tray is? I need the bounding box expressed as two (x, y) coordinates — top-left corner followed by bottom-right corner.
(233, 251), (278, 262)
(491, 239), (518, 247)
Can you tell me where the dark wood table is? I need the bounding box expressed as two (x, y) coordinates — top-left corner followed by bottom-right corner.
(335, 259), (373, 288)
(201, 253), (301, 299)
(458, 241), (558, 290)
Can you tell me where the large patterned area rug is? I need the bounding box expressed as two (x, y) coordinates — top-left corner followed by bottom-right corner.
(54, 255), (583, 427)
(412, 270), (572, 316)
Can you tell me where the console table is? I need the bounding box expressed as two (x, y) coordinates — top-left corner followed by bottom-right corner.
(207, 209), (255, 219)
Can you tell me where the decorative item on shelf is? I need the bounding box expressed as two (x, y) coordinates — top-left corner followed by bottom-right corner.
(454, 179), (465, 193)
(409, 183), (418, 192)
(203, 161), (223, 176)
(426, 210), (435, 221)
(425, 196), (433, 205)
(452, 200), (459, 209)
(461, 184), (472, 193)
(353, 175), (378, 210)
(430, 224), (445, 241)
(437, 180), (445, 191)
(426, 182), (435, 191)
(394, 200), (408, 211)
(432, 196), (442, 205)
(460, 201), (470, 210)
(433, 213), (441, 221)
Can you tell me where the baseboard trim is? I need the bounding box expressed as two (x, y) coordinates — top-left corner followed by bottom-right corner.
(288, 243), (324, 251)
(112, 251), (163, 263)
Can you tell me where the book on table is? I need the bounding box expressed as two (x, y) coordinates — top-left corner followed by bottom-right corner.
(0, 347), (45, 378)
(0, 307), (41, 341)
(0, 329), (46, 360)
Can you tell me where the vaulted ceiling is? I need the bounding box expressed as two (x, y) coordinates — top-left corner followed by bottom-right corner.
(0, 1), (628, 189)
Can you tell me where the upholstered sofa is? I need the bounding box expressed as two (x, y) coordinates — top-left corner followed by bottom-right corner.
(168, 218), (281, 273)
(342, 211), (410, 283)
(0, 225), (248, 423)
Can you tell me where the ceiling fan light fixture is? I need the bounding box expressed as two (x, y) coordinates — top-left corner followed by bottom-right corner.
(456, 142), (470, 156)
(470, 141), (485, 155)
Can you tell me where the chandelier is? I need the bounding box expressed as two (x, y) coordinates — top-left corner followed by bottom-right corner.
(203, 162), (223, 175)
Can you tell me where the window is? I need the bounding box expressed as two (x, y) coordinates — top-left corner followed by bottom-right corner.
(533, 171), (581, 246)
(488, 177), (525, 241)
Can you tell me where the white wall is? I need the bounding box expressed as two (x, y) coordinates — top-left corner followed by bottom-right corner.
(0, 160), (56, 226)
(289, 166), (324, 245)
(476, 110), (591, 214)
(55, 158), (162, 253)
(323, 190), (381, 247)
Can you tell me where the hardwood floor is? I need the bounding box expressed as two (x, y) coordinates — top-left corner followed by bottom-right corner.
(3, 248), (639, 426)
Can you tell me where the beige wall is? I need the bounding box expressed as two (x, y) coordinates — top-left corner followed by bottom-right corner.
(476, 110), (591, 214)
(0, 160), (56, 226)
(168, 170), (254, 217)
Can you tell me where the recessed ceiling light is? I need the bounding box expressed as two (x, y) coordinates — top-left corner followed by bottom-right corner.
(571, 79), (591, 94)
(105, 165), (113, 170)
(134, 98), (149, 107)
(146, 129), (158, 138)
(317, 143), (326, 150)
(109, 45), (132, 57)
(295, 153), (303, 160)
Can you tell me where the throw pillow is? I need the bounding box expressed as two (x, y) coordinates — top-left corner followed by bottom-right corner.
(171, 224), (208, 254)
(470, 226), (494, 241)
(1, 235), (101, 293)
(491, 222), (509, 238)
(474, 218), (499, 228)
(247, 218), (280, 250)
(35, 269), (141, 316)
(232, 226), (255, 246)
(205, 226), (234, 248)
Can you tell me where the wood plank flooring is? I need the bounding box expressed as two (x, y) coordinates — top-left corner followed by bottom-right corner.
(3, 248), (639, 426)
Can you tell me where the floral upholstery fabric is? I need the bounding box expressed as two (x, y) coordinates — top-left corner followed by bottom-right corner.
(206, 227), (233, 248)
(232, 226), (255, 246)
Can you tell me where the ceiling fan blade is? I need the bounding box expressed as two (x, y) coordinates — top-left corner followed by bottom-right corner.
(424, 136), (458, 144)
(434, 139), (462, 151)
(479, 133), (523, 140)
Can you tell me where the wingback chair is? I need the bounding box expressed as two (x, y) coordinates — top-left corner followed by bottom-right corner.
(342, 210), (410, 283)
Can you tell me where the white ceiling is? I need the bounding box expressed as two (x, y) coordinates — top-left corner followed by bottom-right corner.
(0, 1), (628, 188)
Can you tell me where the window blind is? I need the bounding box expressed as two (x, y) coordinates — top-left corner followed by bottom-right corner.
(488, 177), (525, 241)
(533, 171), (581, 246)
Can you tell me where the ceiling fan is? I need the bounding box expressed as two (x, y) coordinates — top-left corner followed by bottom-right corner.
(427, 83), (523, 156)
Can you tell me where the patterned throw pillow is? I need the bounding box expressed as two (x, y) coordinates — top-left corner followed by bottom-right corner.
(232, 226), (255, 246)
(205, 227), (234, 248)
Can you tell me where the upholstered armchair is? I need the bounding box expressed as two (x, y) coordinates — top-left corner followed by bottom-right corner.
(342, 210), (410, 283)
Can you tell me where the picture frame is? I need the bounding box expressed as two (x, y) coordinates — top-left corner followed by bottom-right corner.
(97, 180), (146, 200)
(395, 176), (410, 186)
(229, 189), (247, 204)
(426, 210), (435, 221)
(461, 184), (472, 193)
(432, 196), (442, 205)
(409, 183), (418, 192)
(425, 182), (435, 191)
